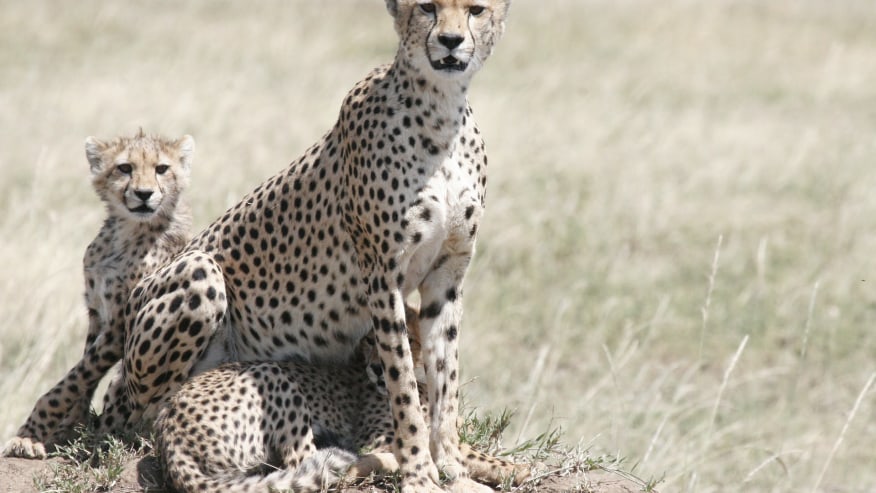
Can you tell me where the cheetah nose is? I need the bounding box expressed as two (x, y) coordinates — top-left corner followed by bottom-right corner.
(438, 33), (464, 50)
(134, 190), (153, 201)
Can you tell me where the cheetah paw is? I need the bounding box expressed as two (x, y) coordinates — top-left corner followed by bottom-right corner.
(401, 474), (445, 493)
(3, 436), (47, 459)
(447, 477), (494, 493)
(401, 482), (445, 493)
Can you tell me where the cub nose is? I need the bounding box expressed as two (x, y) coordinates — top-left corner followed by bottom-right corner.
(134, 190), (153, 201)
(438, 33), (464, 50)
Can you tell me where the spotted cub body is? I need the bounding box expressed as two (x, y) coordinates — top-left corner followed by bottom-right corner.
(157, 308), (528, 493)
(3, 130), (194, 458)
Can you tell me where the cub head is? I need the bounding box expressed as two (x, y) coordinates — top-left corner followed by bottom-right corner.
(85, 130), (194, 223)
(385, 0), (510, 81)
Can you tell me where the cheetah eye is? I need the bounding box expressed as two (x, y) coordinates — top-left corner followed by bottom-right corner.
(419, 2), (436, 14)
(469, 5), (485, 16)
(155, 164), (170, 175)
(116, 163), (133, 175)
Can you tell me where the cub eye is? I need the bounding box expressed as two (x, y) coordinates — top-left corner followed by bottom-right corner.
(469, 5), (485, 16)
(155, 164), (170, 175)
(419, 2), (436, 14)
(116, 163), (133, 175)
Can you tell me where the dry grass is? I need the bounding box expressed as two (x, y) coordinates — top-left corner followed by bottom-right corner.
(2, 1), (876, 491)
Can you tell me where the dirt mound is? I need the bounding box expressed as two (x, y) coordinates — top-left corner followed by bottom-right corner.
(0, 455), (648, 493)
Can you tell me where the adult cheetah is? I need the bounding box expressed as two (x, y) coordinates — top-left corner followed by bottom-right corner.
(156, 306), (529, 492)
(106, 2), (510, 490)
(3, 131), (195, 459)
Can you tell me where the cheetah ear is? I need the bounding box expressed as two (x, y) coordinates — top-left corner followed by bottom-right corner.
(384, 0), (398, 18)
(176, 135), (195, 171)
(84, 136), (106, 175)
(494, 0), (512, 31)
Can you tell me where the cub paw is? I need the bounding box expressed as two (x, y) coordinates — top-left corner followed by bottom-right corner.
(3, 436), (47, 459)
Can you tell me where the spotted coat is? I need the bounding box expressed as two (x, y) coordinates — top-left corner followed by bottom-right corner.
(103, 2), (511, 491)
(3, 131), (194, 459)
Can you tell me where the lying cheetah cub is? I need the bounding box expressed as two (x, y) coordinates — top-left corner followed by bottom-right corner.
(3, 130), (194, 458)
(156, 306), (529, 493)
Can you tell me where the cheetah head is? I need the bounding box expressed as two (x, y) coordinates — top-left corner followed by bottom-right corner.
(85, 130), (194, 223)
(386, 0), (510, 80)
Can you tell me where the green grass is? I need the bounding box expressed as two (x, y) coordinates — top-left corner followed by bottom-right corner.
(32, 425), (152, 493)
(2, 1), (876, 492)
(460, 408), (657, 492)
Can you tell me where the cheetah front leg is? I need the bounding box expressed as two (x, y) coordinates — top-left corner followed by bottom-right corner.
(417, 251), (490, 492)
(365, 275), (443, 493)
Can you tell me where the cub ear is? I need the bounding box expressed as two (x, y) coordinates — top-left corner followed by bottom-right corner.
(384, 0), (398, 17)
(84, 137), (105, 174)
(176, 135), (195, 170)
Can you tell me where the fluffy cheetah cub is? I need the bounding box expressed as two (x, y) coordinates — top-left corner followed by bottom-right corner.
(3, 130), (194, 459)
(156, 307), (529, 493)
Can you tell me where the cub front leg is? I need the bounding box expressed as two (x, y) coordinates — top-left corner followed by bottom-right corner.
(4, 324), (123, 458)
(94, 365), (132, 434)
(367, 276), (442, 492)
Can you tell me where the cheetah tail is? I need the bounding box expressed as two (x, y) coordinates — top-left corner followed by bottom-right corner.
(165, 447), (357, 493)
(264, 447), (359, 493)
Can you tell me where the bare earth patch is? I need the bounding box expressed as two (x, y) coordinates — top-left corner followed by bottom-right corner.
(0, 456), (649, 493)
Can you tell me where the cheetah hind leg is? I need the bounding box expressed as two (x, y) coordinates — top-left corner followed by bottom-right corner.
(460, 443), (531, 487)
(122, 250), (228, 426)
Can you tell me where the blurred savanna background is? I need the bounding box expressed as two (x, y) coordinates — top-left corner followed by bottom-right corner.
(2, 0), (876, 491)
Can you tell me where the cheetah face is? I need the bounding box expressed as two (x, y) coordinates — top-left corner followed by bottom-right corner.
(387, 0), (510, 79)
(85, 131), (194, 223)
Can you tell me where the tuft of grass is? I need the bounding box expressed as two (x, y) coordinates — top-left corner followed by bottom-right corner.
(459, 407), (516, 454)
(463, 408), (656, 492)
(32, 425), (152, 493)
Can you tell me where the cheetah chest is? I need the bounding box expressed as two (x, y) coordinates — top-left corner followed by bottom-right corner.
(402, 155), (482, 295)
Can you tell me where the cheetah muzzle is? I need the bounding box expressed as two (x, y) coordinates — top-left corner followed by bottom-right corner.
(431, 55), (468, 72)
